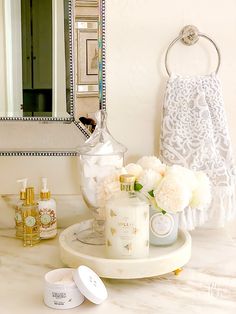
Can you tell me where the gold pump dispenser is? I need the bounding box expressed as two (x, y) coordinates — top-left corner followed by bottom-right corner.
(20, 190), (26, 201)
(24, 187), (35, 206)
(40, 178), (51, 200)
(22, 187), (40, 247)
(17, 178), (27, 201)
(40, 190), (51, 200)
(15, 178), (28, 239)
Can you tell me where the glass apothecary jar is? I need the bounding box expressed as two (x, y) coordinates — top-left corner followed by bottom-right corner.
(77, 110), (127, 245)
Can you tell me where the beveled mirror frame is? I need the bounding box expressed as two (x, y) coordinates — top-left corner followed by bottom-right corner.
(0, 0), (106, 156)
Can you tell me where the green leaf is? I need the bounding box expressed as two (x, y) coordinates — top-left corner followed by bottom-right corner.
(148, 190), (154, 197)
(161, 210), (167, 215)
(134, 182), (143, 191)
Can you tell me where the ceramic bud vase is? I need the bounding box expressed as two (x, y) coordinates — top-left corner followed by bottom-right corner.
(149, 206), (179, 246)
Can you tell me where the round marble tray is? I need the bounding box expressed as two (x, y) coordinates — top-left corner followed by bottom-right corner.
(59, 220), (192, 279)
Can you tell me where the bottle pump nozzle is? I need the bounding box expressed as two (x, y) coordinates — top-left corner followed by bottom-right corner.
(17, 178), (28, 200)
(40, 178), (51, 200)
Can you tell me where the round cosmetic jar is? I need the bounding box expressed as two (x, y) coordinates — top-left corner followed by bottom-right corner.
(44, 268), (85, 309)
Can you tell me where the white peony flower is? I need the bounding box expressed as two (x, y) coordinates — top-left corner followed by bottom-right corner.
(137, 156), (166, 175)
(138, 169), (162, 193)
(96, 168), (127, 206)
(125, 163), (143, 178)
(190, 171), (212, 210)
(154, 174), (192, 213)
(165, 165), (197, 191)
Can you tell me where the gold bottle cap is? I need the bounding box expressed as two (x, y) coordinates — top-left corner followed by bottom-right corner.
(40, 178), (51, 201)
(20, 191), (26, 200)
(24, 187), (35, 206)
(40, 191), (51, 200)
(119, 174), (136, 183)
(17, 178), (28, 200)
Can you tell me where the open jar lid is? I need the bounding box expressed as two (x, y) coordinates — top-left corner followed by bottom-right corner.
(77, 110), (127, 156)
(73, 265), (108, 304)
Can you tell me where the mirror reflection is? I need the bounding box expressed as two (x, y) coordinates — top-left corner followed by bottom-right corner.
(0, 0), (100, 122)
(21, 0), (55, 117)
(0, 0), (70, 117)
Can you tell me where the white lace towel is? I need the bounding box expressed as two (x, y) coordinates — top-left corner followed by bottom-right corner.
(160, 73), (236, 230)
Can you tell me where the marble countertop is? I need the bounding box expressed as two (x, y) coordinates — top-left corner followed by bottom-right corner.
(1, 227), (236, 314)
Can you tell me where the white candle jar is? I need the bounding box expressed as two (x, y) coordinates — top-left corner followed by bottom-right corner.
(149, 207), (179, 246)
(44, 268), (84, 310)
(105, 175), (149, 259)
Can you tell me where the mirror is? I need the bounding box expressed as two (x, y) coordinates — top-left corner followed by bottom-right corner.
(0, 0), (102, 132)
(0, 0), (105, 156)
(0, 0), (73, 119)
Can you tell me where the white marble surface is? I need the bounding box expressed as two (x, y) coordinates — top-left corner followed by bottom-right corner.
(1, 195), (236, 313)
(0, 227), (236, 314)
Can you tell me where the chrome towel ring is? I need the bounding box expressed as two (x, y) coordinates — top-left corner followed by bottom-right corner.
(165, 25), (221, 76)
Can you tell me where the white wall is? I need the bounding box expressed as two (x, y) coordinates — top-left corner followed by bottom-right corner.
(0, 122), (84, 194)
(1, 0), (236, 200)
(106, 0), (236, 165)
(106, 0), (236, 234)
(0, 155), (81, 195)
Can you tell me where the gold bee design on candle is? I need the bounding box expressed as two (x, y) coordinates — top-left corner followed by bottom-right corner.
(110, 210), (117, 217)
(124, 243), (132, 252)
(107, 240), (112, 247)
(111, 228), (116, 236)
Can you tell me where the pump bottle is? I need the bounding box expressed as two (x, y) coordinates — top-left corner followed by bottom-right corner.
(15, 178), (28, 238)
(22, 187), (40, 247)
(38, 178), (57, 239)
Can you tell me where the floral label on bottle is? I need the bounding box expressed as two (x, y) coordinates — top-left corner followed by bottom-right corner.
(40, 209), (56, 228)
(150, 213), (174, 238)
(15, 212), (22, 223)
(25, 216), (36, 227)
(39, 208), (57, 238)
(41, 213), (52, 226)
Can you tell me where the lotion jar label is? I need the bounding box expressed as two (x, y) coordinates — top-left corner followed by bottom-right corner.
(44, 266), (108, 309)
(150, 213), (174, 238)
(44, 268), (84, 310)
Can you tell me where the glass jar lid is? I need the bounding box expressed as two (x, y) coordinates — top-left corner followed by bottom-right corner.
(77, 110), (127, 156)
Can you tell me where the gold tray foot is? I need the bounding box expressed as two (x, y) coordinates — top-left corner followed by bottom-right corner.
(174, 268), (183, 276)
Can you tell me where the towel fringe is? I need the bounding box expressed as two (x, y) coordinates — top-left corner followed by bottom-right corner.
(179, 184), (236, 230)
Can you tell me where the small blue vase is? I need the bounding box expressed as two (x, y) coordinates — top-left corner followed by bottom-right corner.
(149, 206), (179, 246)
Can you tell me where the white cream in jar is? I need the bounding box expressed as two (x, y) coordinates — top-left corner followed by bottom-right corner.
(44, 268), (84, 309)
